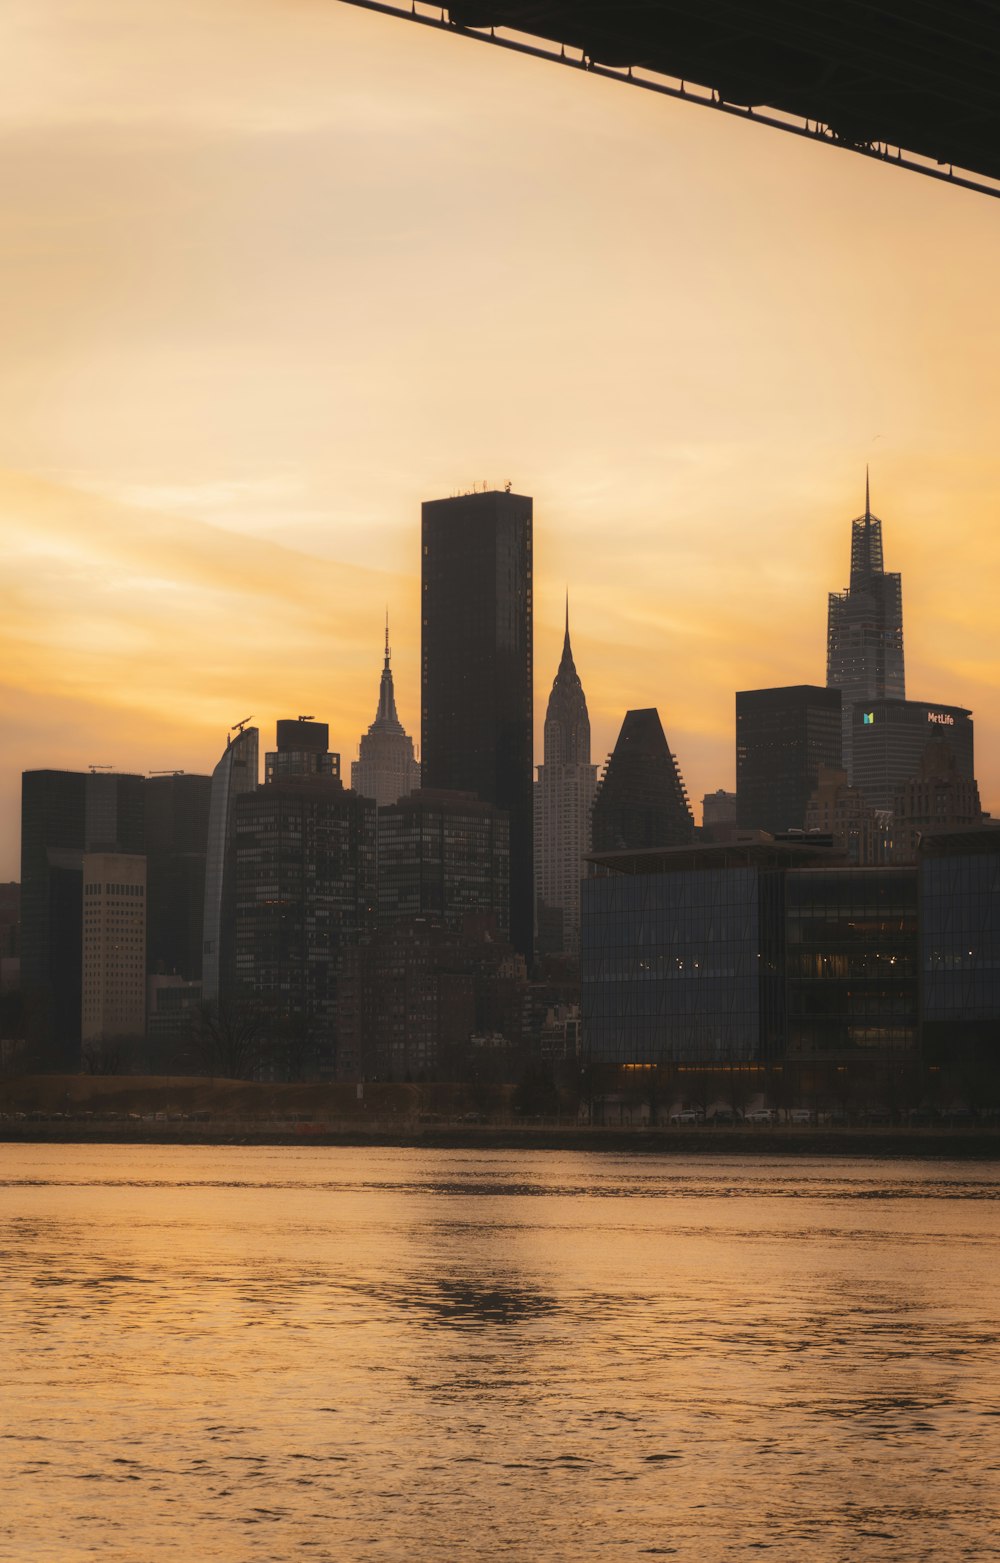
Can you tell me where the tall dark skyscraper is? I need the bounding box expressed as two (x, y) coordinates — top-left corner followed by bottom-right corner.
(229, 722), (376, 1078)
(421, 488), (533, 961)
(736, 685), (843, 834)
(827, 475), (905, 780)
(145, 773), (212, 981)
(202, 724), (258, 1004)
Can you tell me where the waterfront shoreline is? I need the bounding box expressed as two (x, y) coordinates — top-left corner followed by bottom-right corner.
(2, 1123), (999, 1158)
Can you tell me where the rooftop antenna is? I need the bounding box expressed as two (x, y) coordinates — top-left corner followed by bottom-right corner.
(865, 465), (871, 521)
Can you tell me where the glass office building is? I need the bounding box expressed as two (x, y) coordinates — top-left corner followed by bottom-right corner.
(582, 844), (790, 1065)
(785, 866), (918, 1057)
(920, 826), (1000, 1059)
(202, 726), (258, 1003)
(582, 845), (919, 1066)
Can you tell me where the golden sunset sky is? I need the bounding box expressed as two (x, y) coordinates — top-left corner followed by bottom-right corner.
(2, 0), (999, 877)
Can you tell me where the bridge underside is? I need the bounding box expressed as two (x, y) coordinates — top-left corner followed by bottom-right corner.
(339, 1), (1000, 198)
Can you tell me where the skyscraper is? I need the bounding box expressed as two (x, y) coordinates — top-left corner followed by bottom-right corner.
(534, 598), (597, 957)
(202, 724), (258, 1004)
(377, 789), (509, 934)
(82, 853), (147, 1047)
(591, 709), (694, 854)
(851, 698), (974, 814)
(20, 768), (145, 1069)
(230, 755), (376, 1079)
(351, 618), (420, 808)
(145, 773), (211, 981)
(827, 475), (905, 780)
(421, 488), (533, 961)
(736, 685), (843, 834)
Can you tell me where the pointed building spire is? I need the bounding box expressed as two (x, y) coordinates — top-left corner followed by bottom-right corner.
(564, 588), (570, 647)
(865, 465), (871, 522)
(384, 606), (391, 670)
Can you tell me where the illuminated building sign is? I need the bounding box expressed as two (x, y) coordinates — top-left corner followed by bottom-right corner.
(927, 711), (955, 726)
(862, 712), (875, 725)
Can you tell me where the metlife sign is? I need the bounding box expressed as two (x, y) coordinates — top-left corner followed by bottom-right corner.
(927, 711), (956, 727)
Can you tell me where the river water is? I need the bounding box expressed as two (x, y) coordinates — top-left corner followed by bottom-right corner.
(1, 1147), (998, 1562)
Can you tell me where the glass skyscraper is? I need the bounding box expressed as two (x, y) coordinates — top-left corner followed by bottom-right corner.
(827, 476), (905, 780)
(201, 725), (258, 1004)
(421, 489), (533, 962)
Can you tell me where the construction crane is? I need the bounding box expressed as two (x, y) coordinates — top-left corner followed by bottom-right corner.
(231, 716), (253, 735)
(149, 769), (185, 776)
(297, 715), (314, 722)
(88, 764), (113, 773)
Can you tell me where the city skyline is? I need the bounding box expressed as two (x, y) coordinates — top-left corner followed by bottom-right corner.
(2, 0), (999, 880)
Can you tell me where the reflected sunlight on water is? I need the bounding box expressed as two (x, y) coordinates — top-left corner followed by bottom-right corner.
(1, 1148), (998, 1562)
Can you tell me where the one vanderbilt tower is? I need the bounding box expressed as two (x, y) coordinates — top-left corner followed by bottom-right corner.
(826, 473), (905, 781)
(421, 487), (533, 962)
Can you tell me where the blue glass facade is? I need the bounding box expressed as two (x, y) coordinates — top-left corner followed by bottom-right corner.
(581, 865), (784, 1064)
(921, 841), (1000, 1046)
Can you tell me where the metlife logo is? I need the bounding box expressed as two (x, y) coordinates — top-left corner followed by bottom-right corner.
(927, 711), (956, 727)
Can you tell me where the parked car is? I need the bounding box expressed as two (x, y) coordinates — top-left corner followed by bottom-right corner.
(669, 1109), (704, 1125)
(787, 1108), (812, 1124)
(745, 1108), (775, 1125)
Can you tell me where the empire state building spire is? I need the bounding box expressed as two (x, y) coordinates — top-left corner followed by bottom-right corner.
(373, 609), (403, 733)
(351, 615), (420, 807)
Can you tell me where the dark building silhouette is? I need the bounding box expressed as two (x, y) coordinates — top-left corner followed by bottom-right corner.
(592, 708), (694, 855)
(892, 741), (982, 863)
(377, 789), (509, 935)
(145, 773), (211, 981)
(20, 769), (144, 1068)
(421, 489), (533, 962)
(339, 912), (526, 1081)
(851, 698), (974, 815)
(804, 764), (887, 866)
(827, 476), (905, 781)
(266, 719), (340, 784)
(702, 789), (738, 844)
(535, 599), (597, 957)
(351, 617), (421, 808)
(202, 725), (258, 1005)
(736, 685), (842, 834)
(230, 771), (375, 1079)
(920, 825), (1000, 1065)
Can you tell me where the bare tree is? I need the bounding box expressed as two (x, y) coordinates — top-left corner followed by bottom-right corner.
(185, 998), (267, 1081)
